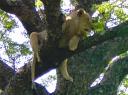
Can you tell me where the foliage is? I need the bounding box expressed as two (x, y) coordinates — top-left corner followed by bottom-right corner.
(0, 10), (15, 29)
(35, 0), (43, 8)
(0, 0), (128, 94)
(0, 9), (32, 68)
(92, 1), (128, 33)
(118, 75), (128, 95)
(0, 30), (32, 65)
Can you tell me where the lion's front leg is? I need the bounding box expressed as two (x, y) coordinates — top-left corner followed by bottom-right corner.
(69, 35), (80, 51)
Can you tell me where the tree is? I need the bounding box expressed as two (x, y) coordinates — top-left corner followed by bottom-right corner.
(0, 0), (128, 95)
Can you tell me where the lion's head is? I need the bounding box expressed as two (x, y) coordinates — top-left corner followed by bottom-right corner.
(59, 8), (92, 51)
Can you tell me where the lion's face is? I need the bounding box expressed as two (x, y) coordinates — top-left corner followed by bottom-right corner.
(70, 8), (91, 37)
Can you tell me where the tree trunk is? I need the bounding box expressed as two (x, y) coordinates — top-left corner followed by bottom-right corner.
(0, 0), (128, 95)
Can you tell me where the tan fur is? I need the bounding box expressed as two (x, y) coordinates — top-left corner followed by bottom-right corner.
(69, 35), (80, 51)
(59, 8), (91, 50)
(59, 8), (91, 81)
(59, 59), (73, 82)
(30, 30), (47, 82)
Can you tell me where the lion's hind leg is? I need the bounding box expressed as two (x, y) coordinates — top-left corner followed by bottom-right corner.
(59, 59), (73, 82)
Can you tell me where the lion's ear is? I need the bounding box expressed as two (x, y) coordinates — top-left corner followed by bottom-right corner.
(77, 9), (85, 17)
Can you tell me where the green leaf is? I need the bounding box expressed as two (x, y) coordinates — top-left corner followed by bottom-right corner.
(35, 0), (43, 8)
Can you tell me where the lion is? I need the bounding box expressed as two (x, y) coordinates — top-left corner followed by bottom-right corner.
(29, 8), (91, 83)
(59, 8), (92, 82)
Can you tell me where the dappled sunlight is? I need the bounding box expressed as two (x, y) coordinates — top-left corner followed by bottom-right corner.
(35, 69), (57, 93)
(90, 51), (128, 91)
(8, 14), (29, 44)
(90, 73), (104, 87)
(0, 0), (128, 94)
(61, 0), (74, 14)
(117, 75), (128, 95)
(90, 55), (121, 87)
(0, 14), (32, 70)
(0, 0), (73, 93)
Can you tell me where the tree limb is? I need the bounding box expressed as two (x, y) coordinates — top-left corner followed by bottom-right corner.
(36, 21), (128, 78)
(54, 34), (128, 95)
(0, 60), (14, 90)
(87, 57), (128, 95)
(0, 0), (45, 35)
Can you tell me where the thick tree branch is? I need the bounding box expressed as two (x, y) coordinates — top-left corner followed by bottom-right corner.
(35, 21), (128, 78)
(0, 63), (32, 95)
(0, 60), (14, 90)
(0, 1), (128, 94)
(0, 0), (45, 35)
(42, 0), (63, 45)
(54, 35), (128, 95)
(0, 63), (49, 95)
(87, 57), (128, 95)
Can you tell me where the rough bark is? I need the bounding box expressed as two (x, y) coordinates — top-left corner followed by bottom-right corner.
(55, 36), (128, 95)
(36, 21), (128, 78)
(0, 60), (14, 90)
(0, 0), (45, 35)
(0, 62), (49, 95)
(0, 0), (128, 95)
(1, 64), (32, 95)
(1, 0), (123, 78)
